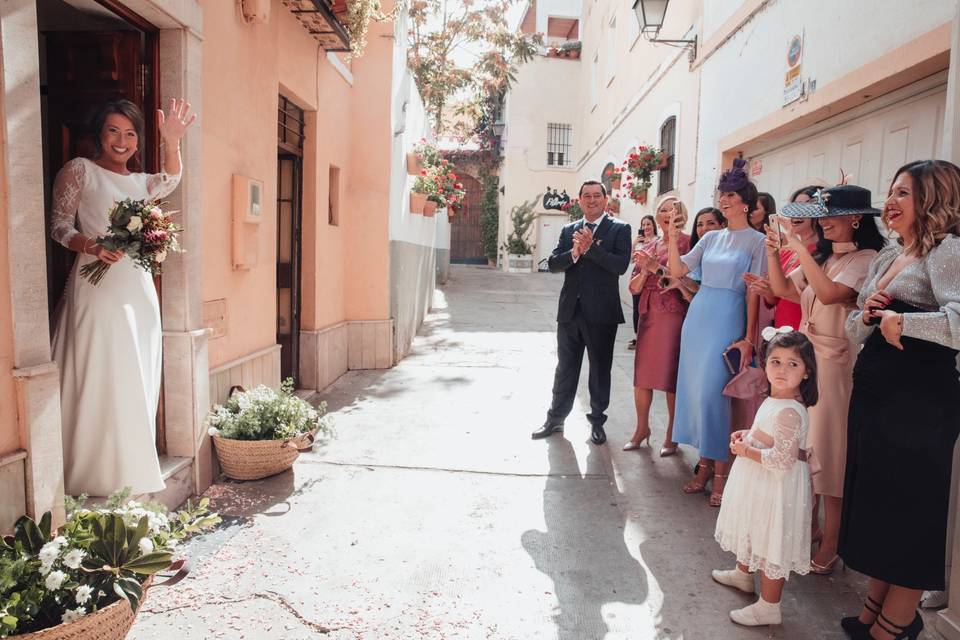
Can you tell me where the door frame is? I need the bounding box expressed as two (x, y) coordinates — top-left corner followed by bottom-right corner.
(1, 0), (208, 524)
(276, 152), (304, 386)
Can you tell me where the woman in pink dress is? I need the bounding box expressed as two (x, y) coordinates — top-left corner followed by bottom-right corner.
(763, 185), (886, 575)
(625, 196), (690, 456)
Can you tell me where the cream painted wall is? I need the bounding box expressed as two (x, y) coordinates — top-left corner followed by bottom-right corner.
(695, 0), (955, 207)
(500, 55), (581, 263)
(0, 96), (17, 455)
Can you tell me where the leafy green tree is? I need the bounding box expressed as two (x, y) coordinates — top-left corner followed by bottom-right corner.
(407, 0), (541, 136)
(479, 168), (499, 260)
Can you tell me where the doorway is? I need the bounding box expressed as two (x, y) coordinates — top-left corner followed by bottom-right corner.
(450, 173), (485, 263)
(37, 0), (165, 451)
(277, 95), (305, 385)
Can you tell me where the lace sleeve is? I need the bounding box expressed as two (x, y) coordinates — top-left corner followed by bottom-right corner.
(759, 407), (804, 474)
(50, 158), (87, 248)
(146, 169), (182, 200)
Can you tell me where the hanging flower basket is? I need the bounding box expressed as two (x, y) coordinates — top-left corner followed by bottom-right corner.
(410, 191), (427, 214)
(406, 152), (423, 175)
(423, 200), (438, 217)
(657, 155), (669, 170)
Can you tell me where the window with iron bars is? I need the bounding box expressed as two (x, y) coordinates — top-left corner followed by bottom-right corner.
(547, 123), (572, 167)
(658, 117), (676, 194)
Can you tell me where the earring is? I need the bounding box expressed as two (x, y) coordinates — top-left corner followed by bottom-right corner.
(852, 220), (860, 229)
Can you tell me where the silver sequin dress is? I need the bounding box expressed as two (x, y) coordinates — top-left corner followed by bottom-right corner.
(839, 235), (960, 590)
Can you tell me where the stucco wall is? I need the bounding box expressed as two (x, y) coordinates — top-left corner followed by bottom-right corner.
(0, 89), (17, 456)
(388, 8), (447, 360)
(200, 1), (283, 368)
(694, 0), (955, 207)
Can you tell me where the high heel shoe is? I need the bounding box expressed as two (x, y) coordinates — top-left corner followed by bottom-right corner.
(850, 611), (923, 640)
(659, 443), (678, 457)
(623, 434), (651, 451)
(683, 463), (714, 494)
(810, 554), (841, 575)
(840, 596), (881, 635)
(708, 473), (728, 507)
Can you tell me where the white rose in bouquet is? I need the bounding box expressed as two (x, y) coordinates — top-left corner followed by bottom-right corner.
(155, 249), (168, 263)
(126, 215), (143, 232)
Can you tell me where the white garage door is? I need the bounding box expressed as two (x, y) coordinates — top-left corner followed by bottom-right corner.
(747, 77), (946, 208)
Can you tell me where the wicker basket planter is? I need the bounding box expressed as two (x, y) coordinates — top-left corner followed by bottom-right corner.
(410, 191), (427, 214)
(212, 432), (315, 481)
(16, 577), (154, 640)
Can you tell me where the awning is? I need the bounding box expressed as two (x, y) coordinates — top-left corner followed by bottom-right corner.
(281, 0), (351, 52)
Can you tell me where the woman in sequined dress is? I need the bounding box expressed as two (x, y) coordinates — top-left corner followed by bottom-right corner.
(838, 160), (960, 640)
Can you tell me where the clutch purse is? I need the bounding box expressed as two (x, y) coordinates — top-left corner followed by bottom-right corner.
(721, 348), (741, 376)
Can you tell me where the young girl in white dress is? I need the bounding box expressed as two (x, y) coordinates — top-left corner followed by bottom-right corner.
(712, 327), (818, 626)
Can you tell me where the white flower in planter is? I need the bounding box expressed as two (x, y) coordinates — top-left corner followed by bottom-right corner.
(62, 548), (85, 570)
(207, 426), (220, 436)
(75, 584), (94, 606)
(138, 538), (154, 555)
(38, 541), (61, 571)
(61, 607), (87, 624)
(44, 570), (67, 591)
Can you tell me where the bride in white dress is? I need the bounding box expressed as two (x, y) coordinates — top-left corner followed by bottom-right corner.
(50, 98), (196, 496)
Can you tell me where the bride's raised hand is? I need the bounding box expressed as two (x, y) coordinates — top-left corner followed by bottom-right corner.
(158, 98), (197, 145)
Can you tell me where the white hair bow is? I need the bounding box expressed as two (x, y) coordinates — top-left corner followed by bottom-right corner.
(761, 325), (794, 342)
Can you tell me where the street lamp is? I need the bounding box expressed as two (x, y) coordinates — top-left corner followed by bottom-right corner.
(632, 0), (668, 35)
(631, 0), (697, 62)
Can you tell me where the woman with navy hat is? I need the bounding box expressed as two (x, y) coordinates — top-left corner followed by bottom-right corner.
(761, 184), (886, 577)
(667, 158), (767, 506)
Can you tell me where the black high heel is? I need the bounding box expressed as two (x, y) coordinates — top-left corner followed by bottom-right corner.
(840, 595), (881, 635)
(850, 611), (923, 640)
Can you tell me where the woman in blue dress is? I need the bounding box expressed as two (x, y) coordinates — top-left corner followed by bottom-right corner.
(667, 158), (767, 506)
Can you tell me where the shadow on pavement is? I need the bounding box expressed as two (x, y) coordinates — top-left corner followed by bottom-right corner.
(522, 436), (649, 639)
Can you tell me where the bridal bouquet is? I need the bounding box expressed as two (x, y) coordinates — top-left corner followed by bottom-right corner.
(79, 198), (182, 285)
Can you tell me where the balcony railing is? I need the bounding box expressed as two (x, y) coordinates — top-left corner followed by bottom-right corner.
(281, 0), (350, 52)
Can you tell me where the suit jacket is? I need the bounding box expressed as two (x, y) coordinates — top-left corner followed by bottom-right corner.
(548, 215), (632, 324)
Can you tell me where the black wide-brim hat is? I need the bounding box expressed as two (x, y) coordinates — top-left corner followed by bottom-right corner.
(781, 184), (881, 218)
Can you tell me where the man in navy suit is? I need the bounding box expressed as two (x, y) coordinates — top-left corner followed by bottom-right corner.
(532, 180), (632, 444)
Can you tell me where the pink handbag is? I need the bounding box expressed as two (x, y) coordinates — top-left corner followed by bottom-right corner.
(723, 364), (767, 431)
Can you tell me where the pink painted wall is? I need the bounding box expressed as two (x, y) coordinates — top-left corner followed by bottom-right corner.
(200, 0), (394, 368)
(343, 15), (393, 321)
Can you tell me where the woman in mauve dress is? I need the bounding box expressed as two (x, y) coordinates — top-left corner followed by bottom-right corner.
(625, 196), (689, 456)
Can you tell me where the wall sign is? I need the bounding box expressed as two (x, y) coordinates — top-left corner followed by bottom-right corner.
(542, 187), (571, 211)
(783, 32), (804, 106)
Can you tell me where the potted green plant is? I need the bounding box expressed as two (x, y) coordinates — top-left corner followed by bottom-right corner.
(560, 41), (582, 59)
(206, 379), (330, 481)
(501, 196), (538, 273)
(411, 173), (432, 214)
(1, 492), (218, 639)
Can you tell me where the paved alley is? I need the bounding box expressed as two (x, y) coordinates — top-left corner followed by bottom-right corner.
(130, 265), (935, 640)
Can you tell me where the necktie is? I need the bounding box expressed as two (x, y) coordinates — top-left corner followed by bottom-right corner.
(585, 222), (596, 231)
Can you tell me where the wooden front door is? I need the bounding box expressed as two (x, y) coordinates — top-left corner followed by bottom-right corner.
(450, 173), (484, 263)
(276, 154), (303, 385)
(42, 28), (159, 314)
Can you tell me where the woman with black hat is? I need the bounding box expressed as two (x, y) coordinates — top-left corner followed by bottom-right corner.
(839, 160), (960, 640)
(667, 158), (767, 506)
(759, 184), (886, 578)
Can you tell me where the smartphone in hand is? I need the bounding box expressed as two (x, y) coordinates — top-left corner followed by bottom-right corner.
(768, 214), (782, 249)
(722, 348), (742, 375)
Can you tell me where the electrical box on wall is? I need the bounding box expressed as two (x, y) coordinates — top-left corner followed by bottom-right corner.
(232, 174), (263, 270)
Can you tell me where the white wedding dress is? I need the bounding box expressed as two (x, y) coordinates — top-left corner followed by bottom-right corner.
(50, 157), (180, 496)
